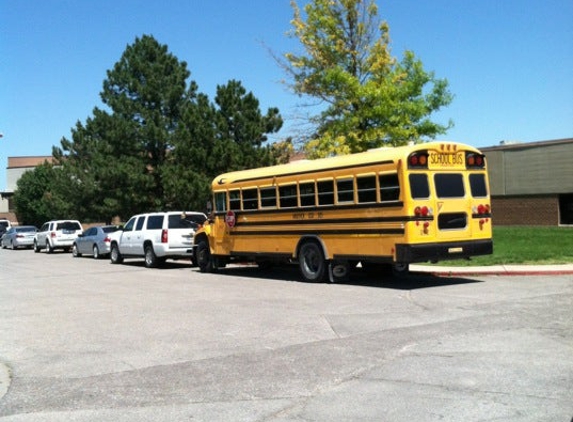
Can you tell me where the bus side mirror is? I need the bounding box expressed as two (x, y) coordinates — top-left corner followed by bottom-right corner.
(206, 200), (212, 215)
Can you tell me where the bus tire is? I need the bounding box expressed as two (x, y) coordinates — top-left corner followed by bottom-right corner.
(197, 240), (216, 273)
(392, 263), (410, 278)
(298, 240), (327, 283)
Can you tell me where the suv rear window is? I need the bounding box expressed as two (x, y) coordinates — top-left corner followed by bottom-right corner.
(57, 221), (81, 231)
(169, 214), (206, 229)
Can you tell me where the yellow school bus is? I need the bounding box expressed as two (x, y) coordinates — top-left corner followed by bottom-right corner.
(194, 141), (493, 282)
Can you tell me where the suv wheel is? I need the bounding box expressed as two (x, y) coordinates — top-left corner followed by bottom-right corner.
(46, 241), (54, 254)
(33, 240), (40, 253)
(144, 245), (159, 268)
(110, 243), (123, 264)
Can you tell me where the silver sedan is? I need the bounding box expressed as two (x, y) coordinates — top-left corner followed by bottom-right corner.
(1, 226), (38, 249)
(72, 225), (120, 259)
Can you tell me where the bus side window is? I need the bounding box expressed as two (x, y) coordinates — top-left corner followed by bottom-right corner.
(317, 180), (335, 206)
(379, 173), (400, 202)
(260, 186), (277, 208)
(357, 175), (377, 203)
(409, 174), (429, 199)
(299, 182), (316, 207)
(242, 188), (258, 210)
(229, 190), (241, 210)
(336, 177), (355, 204)
(279, 184), (298, 208)
(215, 192), (227, 212)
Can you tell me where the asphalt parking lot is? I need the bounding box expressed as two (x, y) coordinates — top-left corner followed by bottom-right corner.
(1, 248), (572, 421)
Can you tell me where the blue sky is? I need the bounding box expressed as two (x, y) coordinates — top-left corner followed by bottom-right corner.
(1, 0), (572, 190)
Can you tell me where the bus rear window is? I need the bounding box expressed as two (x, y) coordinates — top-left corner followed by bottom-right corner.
(470, 174), (488, 197)
(435, 174), (465, 198)
(409, 174), (429, 199)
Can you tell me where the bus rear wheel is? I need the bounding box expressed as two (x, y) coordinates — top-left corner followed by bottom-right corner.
(298, 241), (326, 282)
(392, 263), (410, 278)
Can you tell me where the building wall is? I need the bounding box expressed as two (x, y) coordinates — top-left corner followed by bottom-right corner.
(491, 195), (559, 226)
(485, 139), (573, 196)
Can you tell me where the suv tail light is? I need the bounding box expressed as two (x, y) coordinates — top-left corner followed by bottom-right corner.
(50, 232), (56, 238)
(161, 229), (168, 243)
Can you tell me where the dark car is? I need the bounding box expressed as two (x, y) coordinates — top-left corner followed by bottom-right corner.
(72, 225), (120, 259)
(1, 226), (38, 249)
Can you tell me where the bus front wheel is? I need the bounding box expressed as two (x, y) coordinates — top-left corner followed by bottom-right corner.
(197, 240), (216, 273)
(298, 241), (326, 282)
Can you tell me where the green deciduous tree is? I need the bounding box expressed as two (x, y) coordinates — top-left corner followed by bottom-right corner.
(284, 0), (453, 158)
(13, 162), (71, 227)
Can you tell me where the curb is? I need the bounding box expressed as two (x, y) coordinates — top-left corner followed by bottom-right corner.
(411, 264), (573, 277)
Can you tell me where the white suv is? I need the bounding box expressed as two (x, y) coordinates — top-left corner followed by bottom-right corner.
(109, 211), (207, 268)
(34, 220), (83, 253)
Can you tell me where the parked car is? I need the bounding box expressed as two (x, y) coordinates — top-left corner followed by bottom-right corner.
(34, 220), (83, 253)
(109, 211), (207, 268)
(72, 225), (121, 259)
(1, 225), (38, 249)
(0, 219), (12, 237)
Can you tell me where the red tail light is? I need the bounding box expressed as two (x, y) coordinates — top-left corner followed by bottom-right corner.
(466, 152), (486, 169)
(414, 206), (432, 217)
(103, 236), (111, 243)
(408, 151), (429, 169)
(50, 232), (56, 238)
(475, 204), (491, 215)
(161, 229), (168, 243)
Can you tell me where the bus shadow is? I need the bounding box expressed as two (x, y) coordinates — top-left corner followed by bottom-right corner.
(211, 265), (483, 290)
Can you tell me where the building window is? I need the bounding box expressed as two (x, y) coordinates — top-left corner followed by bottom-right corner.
(559, 194), (573, 225)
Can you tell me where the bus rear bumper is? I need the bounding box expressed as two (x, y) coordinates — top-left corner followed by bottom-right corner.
(396, 239), (493, 264)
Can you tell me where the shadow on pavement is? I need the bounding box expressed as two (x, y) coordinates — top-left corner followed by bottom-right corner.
(205, 264), (484, 290)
